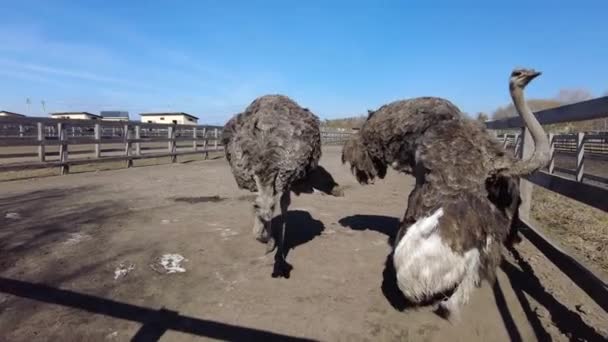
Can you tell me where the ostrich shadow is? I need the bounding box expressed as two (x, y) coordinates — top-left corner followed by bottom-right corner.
(338, 215), (399, 245)
(270, 210), (325, 278)
(338, 214), (415, 310)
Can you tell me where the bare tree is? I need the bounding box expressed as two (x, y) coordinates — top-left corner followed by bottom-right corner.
(556, 88), (593, 104)
(476, 112), (489, 122)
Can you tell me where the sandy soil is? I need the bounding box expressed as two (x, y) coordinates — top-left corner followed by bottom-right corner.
(0, 146), (606, 341)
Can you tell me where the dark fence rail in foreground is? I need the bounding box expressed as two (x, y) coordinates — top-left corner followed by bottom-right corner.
(486, 96), (608, 313)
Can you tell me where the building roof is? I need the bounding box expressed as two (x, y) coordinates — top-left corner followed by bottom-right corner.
(50, 112), (102, 118)
(139, 112), (199, 120)
(100, 111), (129, 118)
(0, 110), (26, 117)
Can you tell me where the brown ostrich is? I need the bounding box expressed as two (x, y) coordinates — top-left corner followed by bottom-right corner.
(223, 94), (341, 278)
(342, 68), (549, 317)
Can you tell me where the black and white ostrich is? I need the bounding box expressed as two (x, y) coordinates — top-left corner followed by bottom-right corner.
(223, 94), (341, 278)
(342, 68), (550, 317)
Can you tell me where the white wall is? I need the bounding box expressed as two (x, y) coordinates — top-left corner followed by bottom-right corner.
(140, 115), (198, 125)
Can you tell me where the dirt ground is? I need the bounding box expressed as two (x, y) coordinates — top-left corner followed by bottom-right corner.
(0, 146), (606, 341)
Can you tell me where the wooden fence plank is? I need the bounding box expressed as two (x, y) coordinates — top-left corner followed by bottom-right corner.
(125, 124), (133, 168)
(548, 133), (555, 174)
(486, 96), (608, 129)
(37, 122), (45, 162)
(94, 123), (101, 158)
(192, 127), (197, 151)
(135, 125), (141, 156)
(58, 122), (69, 175)
(576, 132), (585, 182)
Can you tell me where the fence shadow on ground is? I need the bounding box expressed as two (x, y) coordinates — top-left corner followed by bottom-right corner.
(0, 277), (316, 342)
(0, 186), (127, 273)
(501, 247), (606, 341)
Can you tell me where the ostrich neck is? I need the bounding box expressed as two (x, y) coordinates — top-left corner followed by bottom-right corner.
(508, 86), (550, 175)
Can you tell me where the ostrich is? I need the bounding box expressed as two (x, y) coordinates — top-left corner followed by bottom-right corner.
(223, 95), (341, 278)
(342, 68), (550, 317)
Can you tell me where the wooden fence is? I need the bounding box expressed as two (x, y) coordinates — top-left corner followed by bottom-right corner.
(486, 95), (608, 312)
(0, 117), (224, 174)
(0, 118), (355, 174)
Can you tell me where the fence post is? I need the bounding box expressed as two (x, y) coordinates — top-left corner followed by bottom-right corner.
(202, 127), (208, 159)
(548, 133), (555, 174)
(19, 124), (24, 138)
(135, 125), (141, 156)
(192, 127), (198, 151)
(214, 128), (219, 150)
(124, 123), (132, 168)
(58, 122), (69, 175)
(514, 133), (521, 156)
(168, 125), (177, 163)
(502, 134), (508, 149)
(94, 123), (101, 158)
(37, 122), (45, 162)
(576, 132), (585, 182)
(518, 127), (533, 220)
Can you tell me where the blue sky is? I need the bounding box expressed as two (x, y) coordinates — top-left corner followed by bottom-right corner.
(0, 1), (607, 124)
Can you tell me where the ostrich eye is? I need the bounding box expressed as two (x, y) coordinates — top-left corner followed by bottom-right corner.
(253, 204), (260, 209)
(512, 71), (522, 77)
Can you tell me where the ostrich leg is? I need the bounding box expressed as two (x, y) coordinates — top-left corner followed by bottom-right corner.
(272, 191), (293, 278)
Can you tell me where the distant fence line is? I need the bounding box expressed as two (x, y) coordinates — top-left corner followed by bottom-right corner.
(0, 117), (224, 174)
(0, 117), (355, 173)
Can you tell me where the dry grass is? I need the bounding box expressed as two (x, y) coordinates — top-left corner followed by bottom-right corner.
(531, 186), (608, 272)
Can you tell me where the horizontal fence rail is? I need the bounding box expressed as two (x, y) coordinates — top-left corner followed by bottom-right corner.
(0, 117), (355, 173)
(0, 117), (224, 174)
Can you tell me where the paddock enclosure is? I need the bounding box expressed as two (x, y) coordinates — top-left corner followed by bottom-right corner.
(1, 97), (608, 341)
(0, 145), (606, 341)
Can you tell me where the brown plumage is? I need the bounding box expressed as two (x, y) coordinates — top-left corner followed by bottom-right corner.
(342, 68), (550, 318)
(223, 94), (340, 278)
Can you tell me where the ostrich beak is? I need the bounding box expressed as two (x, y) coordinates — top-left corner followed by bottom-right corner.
(528, 70), (541, 79)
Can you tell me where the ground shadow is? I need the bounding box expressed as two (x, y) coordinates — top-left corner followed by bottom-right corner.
(173, 195), (224, 204)
(338, 214), (399, 245)
(270, 210), (325, 279)
(291, 165), (343, 197)
(0, 277), (316, 342)
(492, 278), (523, 342)
(502, 247), (606, 341)
(338, 215), (409, 310)
(0, 186), (127, 273)
(380, 252), (410, 311)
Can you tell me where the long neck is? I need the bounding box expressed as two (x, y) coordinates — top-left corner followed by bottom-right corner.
(507, 85), (550, 176)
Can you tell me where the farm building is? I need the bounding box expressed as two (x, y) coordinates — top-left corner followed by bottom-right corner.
(139, 112), (198, 125)
(100, 111), (129, 121)
(50, 112), (102, 120)
(0, 110), (26, 117)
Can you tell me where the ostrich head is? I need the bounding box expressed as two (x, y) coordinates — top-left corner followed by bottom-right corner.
(254, 191), (276, 223)
(342, 134), (384, 184)
(509, 68), (541, 90)
(253, 175), (278, 227)
(501, 67), (550, 177)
